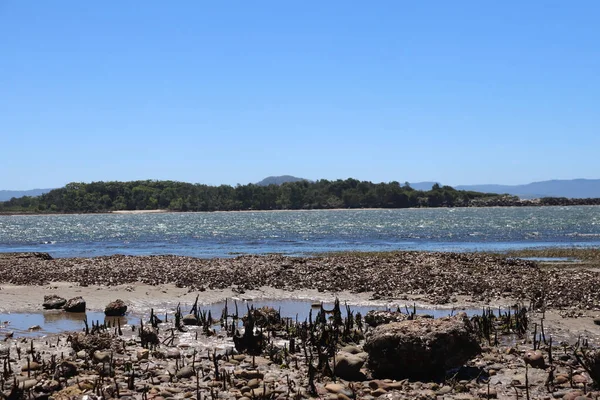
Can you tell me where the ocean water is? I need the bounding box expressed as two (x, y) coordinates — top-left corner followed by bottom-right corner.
(0, 207), (599, 258)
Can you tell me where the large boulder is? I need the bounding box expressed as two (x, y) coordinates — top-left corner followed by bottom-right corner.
(43, 295), (67, 310)
(364, 313), (481, 380)
(104, 299), (127, 316)
(63, 297), (86, 313)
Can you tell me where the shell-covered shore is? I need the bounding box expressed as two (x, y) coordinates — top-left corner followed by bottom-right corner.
(1, 251), (599, 310)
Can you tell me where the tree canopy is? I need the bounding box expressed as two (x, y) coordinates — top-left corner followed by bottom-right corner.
(0, 179), (502, 213)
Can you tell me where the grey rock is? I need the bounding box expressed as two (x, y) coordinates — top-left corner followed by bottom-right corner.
(523, 349), (546, 369)
(93, 350), (111, 363)
(43, 294), (67, 309)
(182, 314), (198, 325)
(166, 348), (181, 359)
(19, 379), (38, 390)
(63, 296), (86, 312)
(334, 351), (366, 381)
(104, 299), (127, 316)
(175, 366), (195, 379)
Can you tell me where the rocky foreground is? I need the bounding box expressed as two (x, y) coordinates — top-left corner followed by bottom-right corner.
(2, 252), (600, 399)
(1, 251), (600, 310)
(0, 299), (599, 400)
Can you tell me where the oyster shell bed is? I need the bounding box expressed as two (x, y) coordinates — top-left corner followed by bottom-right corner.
(1, 252), (599, 310)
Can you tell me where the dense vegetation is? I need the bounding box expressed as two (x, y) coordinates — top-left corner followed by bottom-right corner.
(0, 179), (501, 213)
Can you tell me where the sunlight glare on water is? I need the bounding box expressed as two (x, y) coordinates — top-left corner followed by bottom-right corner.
(0, 207), (599, 258)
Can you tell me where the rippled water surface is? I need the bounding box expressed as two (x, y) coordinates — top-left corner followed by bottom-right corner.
(1, 207), (599, 258)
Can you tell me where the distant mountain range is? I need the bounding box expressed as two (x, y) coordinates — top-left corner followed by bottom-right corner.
(257, 176), (600, 199)
(2, 178), (600, 201)
(454, 179), (600, 199)
(0, 189), (54, 202)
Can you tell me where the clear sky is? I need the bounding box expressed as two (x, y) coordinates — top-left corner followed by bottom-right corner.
(1, 1), (598, 189)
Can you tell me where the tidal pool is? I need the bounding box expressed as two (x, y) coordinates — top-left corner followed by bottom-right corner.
(0, 299), (506, 338)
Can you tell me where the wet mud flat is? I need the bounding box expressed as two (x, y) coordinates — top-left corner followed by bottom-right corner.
(2, 251), (600, 399)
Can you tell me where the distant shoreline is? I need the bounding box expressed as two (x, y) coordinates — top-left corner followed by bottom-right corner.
(2, 203), (600, 217)
(109, 209), (170, 214)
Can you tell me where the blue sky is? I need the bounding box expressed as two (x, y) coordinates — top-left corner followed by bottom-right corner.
(1, 1), (598, 189)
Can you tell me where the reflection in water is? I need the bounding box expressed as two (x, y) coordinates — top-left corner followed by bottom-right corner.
(0, 311), (129, 338)
(150, 298), (495, 325)
(518, 257), (577, 262)
(43, 311), (128, 327)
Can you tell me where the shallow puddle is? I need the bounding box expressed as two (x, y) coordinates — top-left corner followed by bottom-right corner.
(148, 298), (496, 324)
(518, 256), (578, 262)
(0, 311), (131, 338)
(0, 299), (506, 338)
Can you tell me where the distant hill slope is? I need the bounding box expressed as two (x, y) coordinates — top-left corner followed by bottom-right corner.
(455, 179), (600, 199)
(0, 188), (54, 201)
(256, 175), (308, 186)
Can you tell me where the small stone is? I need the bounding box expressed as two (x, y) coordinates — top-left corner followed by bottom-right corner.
(555, 374), (569, 385)
(335, 351), (366, 381)
(248, 378), (260, 389)
(176, 366), (195, 379)
(19, 379), (38, 390)
(166, 348), (181, 359)
(21, 361), (42, 371)
(182, 314), (198, 325)
(93, 351), (111, 363)
(524, 350), (545, 368)
(241, 386), (251, 394)
(137, 349), (150, 361)
(437, 386), (452, 395)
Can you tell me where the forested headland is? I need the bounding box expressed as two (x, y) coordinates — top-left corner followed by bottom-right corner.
(2, 179), (599, 214)
(0, 179), (504, 213)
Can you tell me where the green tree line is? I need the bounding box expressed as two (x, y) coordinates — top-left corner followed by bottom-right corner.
(0, 179), (501, 213)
